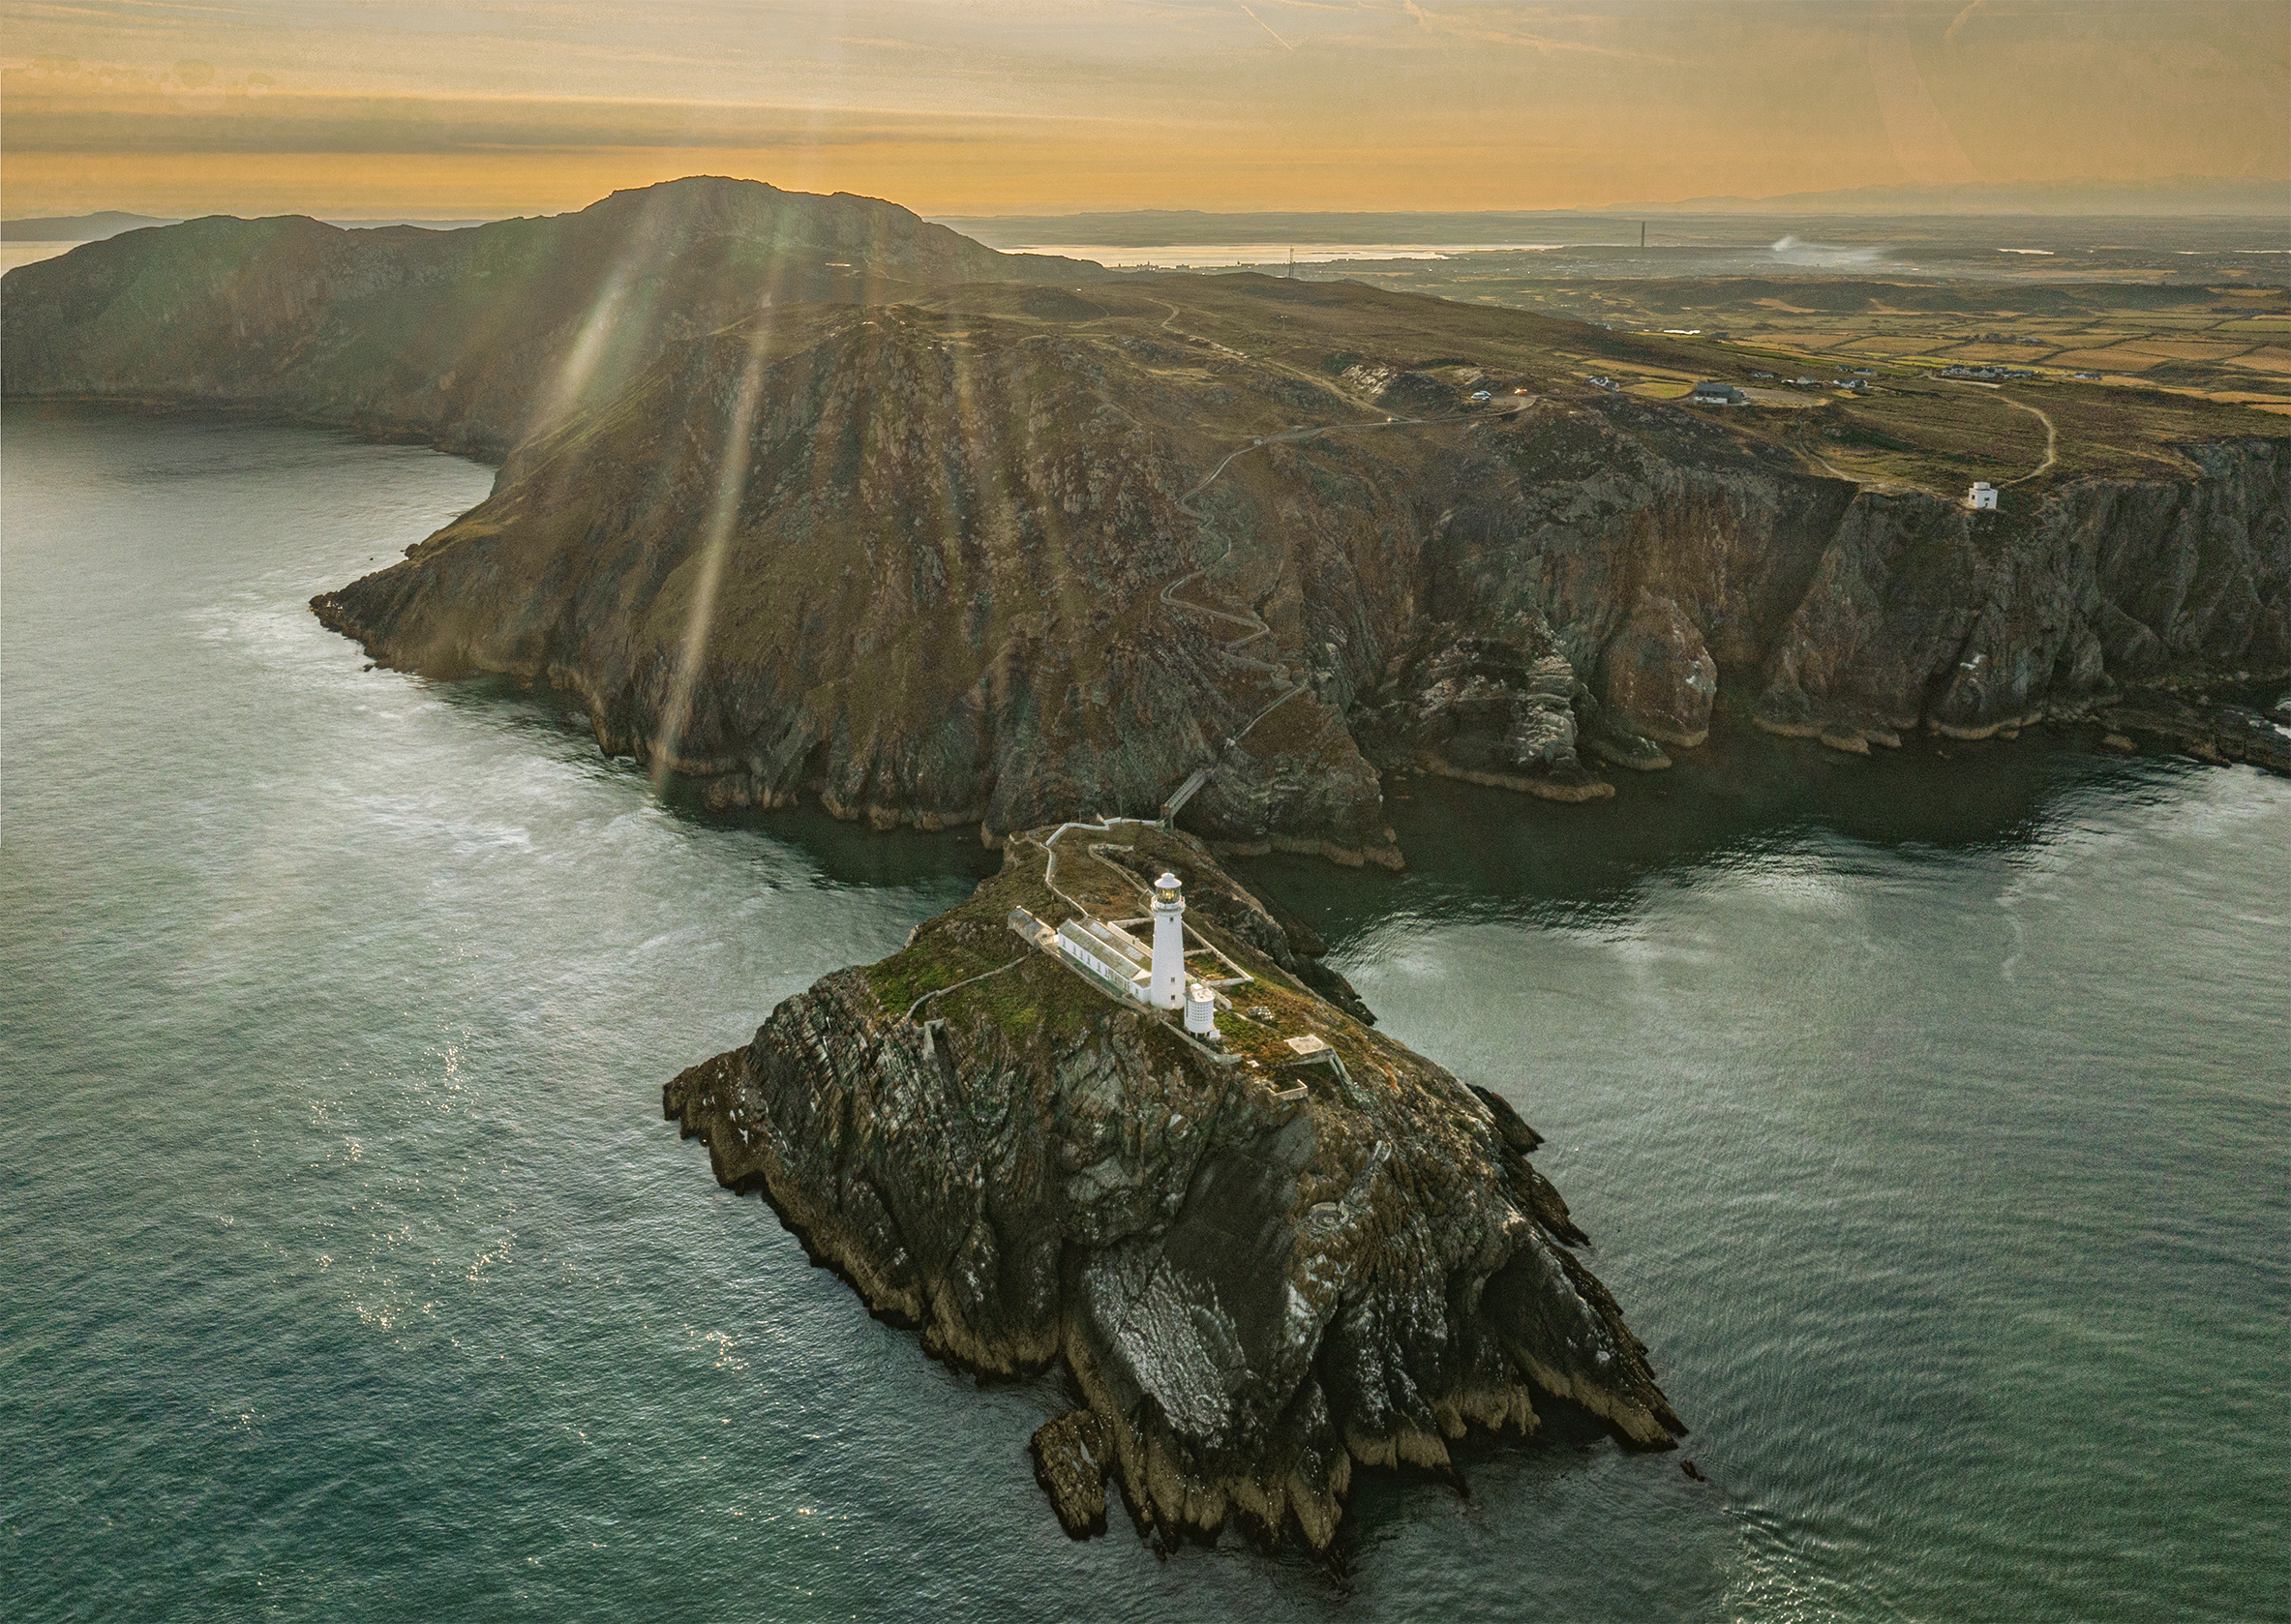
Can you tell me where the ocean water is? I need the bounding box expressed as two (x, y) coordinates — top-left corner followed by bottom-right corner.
(3, 407), (2285, 1622)
(985, 243), (1583, 268)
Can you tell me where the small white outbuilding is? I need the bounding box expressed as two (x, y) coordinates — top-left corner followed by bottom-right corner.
(1967, 482), (1999, 511)
(1184, 981), (1219, 1039)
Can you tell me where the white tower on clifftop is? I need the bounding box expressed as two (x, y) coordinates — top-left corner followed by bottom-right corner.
(1149, 872), (1187, 1010)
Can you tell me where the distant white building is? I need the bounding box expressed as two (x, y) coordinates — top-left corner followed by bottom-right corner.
(1968, 482), (2000, 511)
(1688, 381), (1746, 406)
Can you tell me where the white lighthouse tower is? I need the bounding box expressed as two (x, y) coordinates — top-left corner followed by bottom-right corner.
(1148, 871), (1188, 1010)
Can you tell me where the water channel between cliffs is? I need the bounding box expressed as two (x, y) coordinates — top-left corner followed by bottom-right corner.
(4, 407), (2285, 1623)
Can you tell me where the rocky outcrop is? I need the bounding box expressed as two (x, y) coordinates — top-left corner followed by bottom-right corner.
(2092, 689), (2291, 772)
(1603, 591), (1720, 749)
(1353, 630), (1613, 800)
(663, 823), (1681, 1552)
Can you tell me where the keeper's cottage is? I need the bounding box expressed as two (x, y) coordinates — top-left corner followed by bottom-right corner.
(1016, 870), (1220, 1039)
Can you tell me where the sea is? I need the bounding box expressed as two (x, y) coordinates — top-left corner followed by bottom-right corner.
(3, 406), (2285, 1622)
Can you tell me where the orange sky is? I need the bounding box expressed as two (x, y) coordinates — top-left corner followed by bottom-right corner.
(2, 1), (2284, 220)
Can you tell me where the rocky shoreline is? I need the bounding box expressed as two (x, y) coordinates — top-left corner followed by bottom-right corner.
(662, 822), (1682, 1551)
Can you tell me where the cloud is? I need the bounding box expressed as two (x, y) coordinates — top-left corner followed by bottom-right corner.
(1769, 233), (1891, 268)
(0, 73), (1086, 155)
(1238, 4), (1295, 50)
(1397, 2), (1670, 61)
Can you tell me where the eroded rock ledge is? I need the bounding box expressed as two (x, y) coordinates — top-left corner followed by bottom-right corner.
(663, 821), (1681, 1553)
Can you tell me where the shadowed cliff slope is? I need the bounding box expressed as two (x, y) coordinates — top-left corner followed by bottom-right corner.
(0, 175), (1105, 462)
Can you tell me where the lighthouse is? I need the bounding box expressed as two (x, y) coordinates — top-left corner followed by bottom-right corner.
(1148, 871), (1188, 1010)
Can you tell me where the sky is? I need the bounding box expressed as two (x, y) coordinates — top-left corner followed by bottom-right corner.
(1, 0), (2285, 221)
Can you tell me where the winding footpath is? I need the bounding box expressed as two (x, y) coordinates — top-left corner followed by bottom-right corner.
(1932, 374), (2060, 485)
(1154, 379), (1531, 751)
(2000, 396), (2059, 485)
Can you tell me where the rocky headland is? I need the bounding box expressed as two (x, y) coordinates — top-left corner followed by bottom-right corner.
(663, 821), (1682, 1549)
(301, 281), (2289, 851)
(0, 175), (1106, 464)
(7, 177), (2286, 858)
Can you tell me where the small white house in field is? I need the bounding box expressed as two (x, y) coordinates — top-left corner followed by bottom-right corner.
(1689, 381), (1746, 406)
(1967, 482), (1999, 511)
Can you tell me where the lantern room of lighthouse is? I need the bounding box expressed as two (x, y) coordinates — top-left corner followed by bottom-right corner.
(1149, 871), (1188, 1010)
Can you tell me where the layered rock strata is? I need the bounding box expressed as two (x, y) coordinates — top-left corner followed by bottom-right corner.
(663, 823), (1682, 1551)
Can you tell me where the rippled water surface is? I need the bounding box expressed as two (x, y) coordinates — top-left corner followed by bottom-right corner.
(5, 409), (2286, 1622)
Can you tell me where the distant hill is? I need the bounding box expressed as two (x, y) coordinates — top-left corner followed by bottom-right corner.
(4, 212), (499, 238)
(1, 212), (178, 242)
(2, 175), (1111, 461)
(324, 219), (497, 232)
(1605, 178), (2291, 219)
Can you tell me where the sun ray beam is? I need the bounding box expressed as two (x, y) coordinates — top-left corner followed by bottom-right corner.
(652, 305), (777, 794)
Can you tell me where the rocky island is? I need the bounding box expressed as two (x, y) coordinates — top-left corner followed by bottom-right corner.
(664, 820), (1682, 1549)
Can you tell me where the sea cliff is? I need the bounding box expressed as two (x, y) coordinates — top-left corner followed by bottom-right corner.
(663, 822), (1682, 1549)
(9, 181), (2286, 850)
(308, 293), (2291, 854)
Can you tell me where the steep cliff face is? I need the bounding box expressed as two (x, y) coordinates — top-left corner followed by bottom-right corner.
(663, 824), (1681, 1550)
(1749, 438), (2291, 745)
(314, 298), (1418, 864)
(304, 276), (2291, 854)
(0, 176), (1104, 462)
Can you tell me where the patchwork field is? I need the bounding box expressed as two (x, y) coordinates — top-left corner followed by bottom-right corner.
(1287, 265), (2291, 408)
(1046, 274), (2291, 492)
